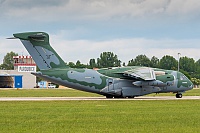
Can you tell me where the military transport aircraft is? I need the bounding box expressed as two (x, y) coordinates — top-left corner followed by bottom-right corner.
(11, 32), (193, 98)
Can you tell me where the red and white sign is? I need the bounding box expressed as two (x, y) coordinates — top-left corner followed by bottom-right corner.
(13, 56), (32, 59)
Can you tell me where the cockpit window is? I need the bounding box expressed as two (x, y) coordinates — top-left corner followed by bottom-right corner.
(180, 75), (187, 80)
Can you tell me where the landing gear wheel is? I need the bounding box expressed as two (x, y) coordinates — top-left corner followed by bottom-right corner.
(114, 96), (122, 98)
(106, 95), (113, 98)
(127, 96), (135, 98)
(176, 93), (182, 98)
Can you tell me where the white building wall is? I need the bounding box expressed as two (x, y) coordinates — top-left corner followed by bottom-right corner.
(0, 70), (36, 88)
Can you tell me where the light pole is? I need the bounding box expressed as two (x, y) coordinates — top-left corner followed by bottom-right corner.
(178, 53), (181, 71)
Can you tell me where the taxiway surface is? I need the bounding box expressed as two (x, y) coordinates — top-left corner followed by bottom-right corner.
(0, 96), (199, 101)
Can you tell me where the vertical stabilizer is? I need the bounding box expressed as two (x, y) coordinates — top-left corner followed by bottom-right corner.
(13, 32), (68, 70)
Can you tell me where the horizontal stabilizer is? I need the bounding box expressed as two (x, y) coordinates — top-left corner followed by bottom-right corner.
(28, 34), (46, 40)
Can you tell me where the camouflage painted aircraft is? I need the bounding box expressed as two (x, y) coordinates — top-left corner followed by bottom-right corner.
(11, 32), (193, 98)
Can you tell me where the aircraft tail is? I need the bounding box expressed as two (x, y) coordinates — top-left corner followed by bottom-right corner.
(13, 32), (68, 70)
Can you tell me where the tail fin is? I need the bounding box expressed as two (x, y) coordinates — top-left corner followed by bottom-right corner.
(13, 32), (68, 70)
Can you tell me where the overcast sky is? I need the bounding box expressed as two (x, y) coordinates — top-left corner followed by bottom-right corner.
(0, 0), (200, 65)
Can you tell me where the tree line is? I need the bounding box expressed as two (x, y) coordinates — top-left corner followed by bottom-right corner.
(1, 51), (200, 86)
(67, 52), (200, 86)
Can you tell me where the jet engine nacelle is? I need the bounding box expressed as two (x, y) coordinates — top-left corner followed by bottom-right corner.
(132, 80), (174, 87)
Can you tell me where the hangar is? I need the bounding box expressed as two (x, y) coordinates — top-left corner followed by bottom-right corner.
(0, 73), (22, 88)
(0, 55), (36, 88)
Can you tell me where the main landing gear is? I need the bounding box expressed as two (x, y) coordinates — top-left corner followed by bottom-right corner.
(105, 95), (135, 99)
(176, 93), (182, 98)
(106, 95), (114, 98)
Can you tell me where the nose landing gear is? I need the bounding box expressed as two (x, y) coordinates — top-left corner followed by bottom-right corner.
(176, 93), (182, 98)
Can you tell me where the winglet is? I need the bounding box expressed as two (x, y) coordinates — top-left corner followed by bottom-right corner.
(13, 32), (48, 42)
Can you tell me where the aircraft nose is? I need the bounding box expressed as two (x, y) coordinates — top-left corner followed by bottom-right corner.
(188, 81), (193, 90)
(189, 84), (193, 89)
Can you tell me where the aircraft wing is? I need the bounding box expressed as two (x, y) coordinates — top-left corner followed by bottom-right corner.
(123, 67), (156, 81)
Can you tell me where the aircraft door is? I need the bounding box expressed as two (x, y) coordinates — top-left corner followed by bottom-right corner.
(163, 86), (167, 90)
(108, 78), (114, 91)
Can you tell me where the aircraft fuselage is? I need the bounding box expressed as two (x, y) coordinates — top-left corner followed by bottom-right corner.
(33, 66), (193, 98)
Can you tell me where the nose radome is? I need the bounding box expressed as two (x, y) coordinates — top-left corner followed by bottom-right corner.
(192, 85), (194, 89)
(188, 82), (193, 90)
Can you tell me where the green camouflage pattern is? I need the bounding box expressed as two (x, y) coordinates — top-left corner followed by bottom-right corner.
(13, 32), (193, 98)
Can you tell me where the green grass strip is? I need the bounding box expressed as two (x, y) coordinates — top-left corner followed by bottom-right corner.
(0, 89), (102, 97)
(0, 100), (199, 133)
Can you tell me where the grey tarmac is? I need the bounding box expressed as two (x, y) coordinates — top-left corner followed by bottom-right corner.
(0, 96), (199, 101)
